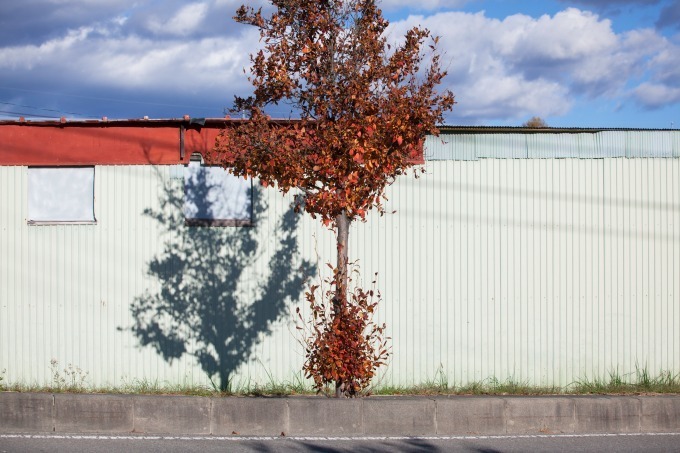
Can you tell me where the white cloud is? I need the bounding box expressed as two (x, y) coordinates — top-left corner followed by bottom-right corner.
(632, 39), (680, 108)
(0, 17), (256, 95)
(502, 9), (617, 61)
(459, 74), (571, 119)
(146, 2), (210, 37)
(89, 35), (251, 90)
(557, 0), (661, 6)
(388, 8), (677, 121)
(0, 27), (93, 70)
(633, 82), (680, 107)
(0, 0), (139, 45)
(646, 41), (680, 85)
(380, 0), (469, 10)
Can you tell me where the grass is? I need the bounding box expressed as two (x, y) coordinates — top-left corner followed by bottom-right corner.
(2, 362), (679, 397)
(370, 376), (562, 396)
(0, 362), (315, 397)
(371, 365), (680, 396)
(570, 366), (680, 395)
(0, 378), (314, 397)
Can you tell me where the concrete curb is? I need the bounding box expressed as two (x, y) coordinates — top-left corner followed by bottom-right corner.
(1, 393), (679, 436)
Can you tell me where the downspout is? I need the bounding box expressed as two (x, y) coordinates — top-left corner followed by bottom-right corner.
(179, 124), (186, 161)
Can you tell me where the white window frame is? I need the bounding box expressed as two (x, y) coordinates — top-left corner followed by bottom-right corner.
(27, 166), (96, 225)
(183, 157), (253, 227)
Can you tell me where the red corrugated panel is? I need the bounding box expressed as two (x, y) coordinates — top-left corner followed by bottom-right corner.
(0, 123), (223, 165)
(0, 118), (426, 165)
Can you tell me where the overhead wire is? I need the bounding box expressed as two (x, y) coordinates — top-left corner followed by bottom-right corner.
(0, 86), (220, 112)
(0, 109), (60, 119)
(0, 101), (92, 118)
(0, 87), (301, 119)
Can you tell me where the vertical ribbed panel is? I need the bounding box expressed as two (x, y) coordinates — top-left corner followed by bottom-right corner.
(1, 159), (679, 388)
(427, 130), (678, 160)
(425, 134), (477, 160)
(627, 131), (674, 158)
(597, 131), (627, 158)
(476, 134), (527, 158)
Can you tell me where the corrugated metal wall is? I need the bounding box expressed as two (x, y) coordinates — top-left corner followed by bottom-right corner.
(1, 133), (679, 388)
(426, 130), (680, 160)
(374, 157), (679, 386)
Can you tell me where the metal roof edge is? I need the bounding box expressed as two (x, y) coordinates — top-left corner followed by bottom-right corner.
(437, 125), (679, 133)
(1, 119), (677, 133)
(0, 117), (298, 128)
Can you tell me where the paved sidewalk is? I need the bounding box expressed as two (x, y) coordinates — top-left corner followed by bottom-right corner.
(1, 393), (679, 436)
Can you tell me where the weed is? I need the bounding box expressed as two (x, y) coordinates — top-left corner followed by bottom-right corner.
(457, 380), (485, 395)
(370, 365), (450, 396)
(288, 372), (311, 395)
(569, 366), (680, 394)
(253, 360), (294, 396)
(118, 377), (215, 396)
(488, 377), (538, 395)
(426, 364), (449, 391)
(234, 372), (316, 397)
(635, 363), (652, 389)
(50, 359), (89, 392)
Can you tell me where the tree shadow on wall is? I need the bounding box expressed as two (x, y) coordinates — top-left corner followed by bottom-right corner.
(127, 168), (315, 391)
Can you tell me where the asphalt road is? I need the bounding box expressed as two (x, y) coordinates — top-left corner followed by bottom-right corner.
(2, 433), (680, 452)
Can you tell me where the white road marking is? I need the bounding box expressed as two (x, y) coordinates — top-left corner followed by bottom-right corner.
(1, 433), (680, 441)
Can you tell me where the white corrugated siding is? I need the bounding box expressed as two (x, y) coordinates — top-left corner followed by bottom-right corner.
(427, 130), (679, 160)
(1, 156), (679, 387)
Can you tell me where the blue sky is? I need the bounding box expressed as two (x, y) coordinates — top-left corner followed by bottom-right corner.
(0, 0), (678, 127)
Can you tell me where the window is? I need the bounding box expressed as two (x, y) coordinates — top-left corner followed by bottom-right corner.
(27, 167), (96, 224)
(183, 159), (252, 227)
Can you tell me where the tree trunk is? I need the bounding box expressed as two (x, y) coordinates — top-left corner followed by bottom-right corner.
(334, 210), (351, 397)
(334, 210), (351, 309)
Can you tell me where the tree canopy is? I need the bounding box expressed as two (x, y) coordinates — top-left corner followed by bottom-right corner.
(523, 116), (549, 128)
(215, 0), (455, 226)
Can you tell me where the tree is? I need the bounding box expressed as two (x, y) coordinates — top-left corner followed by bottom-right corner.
(523, 116), (548, 128)
(213, 0), (454, 396)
